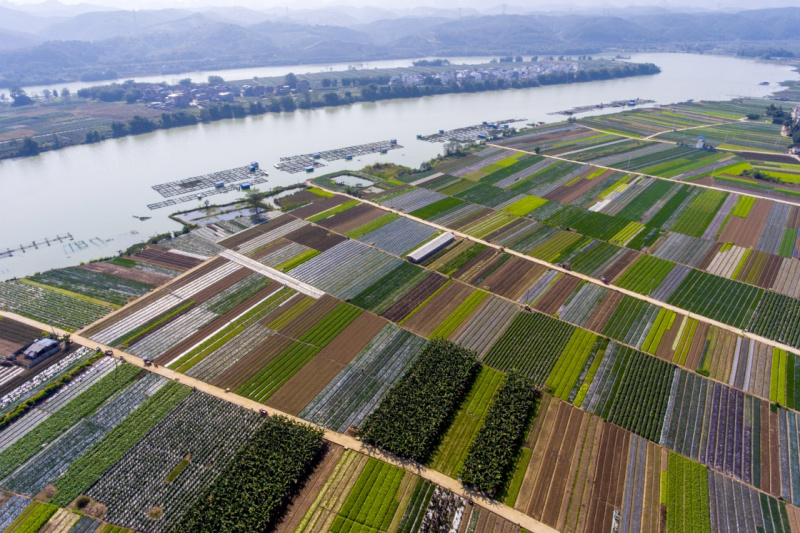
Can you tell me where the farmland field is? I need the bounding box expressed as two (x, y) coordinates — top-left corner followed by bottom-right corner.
(6, 97), (800, 533)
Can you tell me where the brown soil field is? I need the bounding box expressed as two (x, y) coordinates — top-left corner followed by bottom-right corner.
(450, 207), (496, 231)
(434, 155), (481, 174)
(534, 274), (581, 315)
(187, 266), (253, 305)
(273, 444), (345, 533)
(767, 405), (781, 497)
(485, 217), (529, 241)
(718, 198), (770, 249)
(472, 506), (519, 532)
(276, 190), (321, 209)
(640, 443), (662, 533)
(451, 247), (499, 280)
(133, 245), (204, 271)
(78, 262), (171, 286)
(519, 401), (582, 523)
(739, 152), (800, 165)
(502, 126), (594, 153)
(250, 238), (292, 261)
(0, 316), (42, 345)
(317, 203), (383, 234)
(276, 295), (340, 340)
(288, 196), (349, 219)
(697, 242), (722, 271)
(546, 169), (613, 205)
(584, 291), (623, 333)
(481, 257), (546, 300)
(422, 174), (455, 190)
(152, 283), (283, 365)
(707, 329), (737, 383)
(683, 321), (710, 371)
(757, 253), (783, 289)
(267, 312), (387, 414)
(284, 225), (346, 252)
(585, 423), (630, 533)
(217, 215), (296, 249)
(381, 272), (448, 323)
(789, 206), (800, 230)
(401, 281), (474, 337)
(604, 250), (640, 283)
(654, 316), (681, 361)
(463, 253), (508, 286)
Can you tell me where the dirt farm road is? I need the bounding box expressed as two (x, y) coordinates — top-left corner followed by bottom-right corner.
(0, 308), (558, 533)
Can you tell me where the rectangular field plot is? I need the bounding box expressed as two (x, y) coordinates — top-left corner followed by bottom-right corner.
(300, 325), (425, 432)
(428, 366), (505, 477)
(655, 121), (788, 153)
(0, 280), (112, 331)
(86, 392), (265, 533)
(483, 311), (575, 385)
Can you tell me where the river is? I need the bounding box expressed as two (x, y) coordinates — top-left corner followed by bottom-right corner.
(0, 53), (796, 280)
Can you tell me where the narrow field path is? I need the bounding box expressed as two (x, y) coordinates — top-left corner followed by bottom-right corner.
(0, 308), (559, 533)
(315, 183), (800, 360)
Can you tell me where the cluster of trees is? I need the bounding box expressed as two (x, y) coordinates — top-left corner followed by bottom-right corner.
(175, 416), (324, 533)
(460, 372), (539, 495)
(765, 104), (800, 146)
(77, 81), (142, 103)
(359, 339), (478, 463)
(741, 168), (782, 183)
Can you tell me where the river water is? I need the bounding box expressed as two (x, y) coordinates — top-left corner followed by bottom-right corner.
(0, 53), (796, 280)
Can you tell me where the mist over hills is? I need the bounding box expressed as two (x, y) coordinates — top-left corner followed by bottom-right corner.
(1, 2), (800, 87)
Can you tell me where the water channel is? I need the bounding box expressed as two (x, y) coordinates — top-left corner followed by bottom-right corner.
(0, 53), (796, 280)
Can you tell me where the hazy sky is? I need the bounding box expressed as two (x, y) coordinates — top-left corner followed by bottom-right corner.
(5, 0), (800, 11)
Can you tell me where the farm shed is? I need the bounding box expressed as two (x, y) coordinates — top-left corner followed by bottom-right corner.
(406, 232), (455, 263)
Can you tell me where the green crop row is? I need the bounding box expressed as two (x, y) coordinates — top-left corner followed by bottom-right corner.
(173, 288), (295, 372)
(484, 312), (576, 386)
(641, 308), (677, 355)
(546, 329), (601, 400)
(345, 213), (399, 239)
(397, 479), (435, 533)
(299, 303), (362, 347)
(0, 363), (141, 479)
(237, 341), (320, 402)
(51, 382), (192, 506)
(606, 348), (674, 441)
(429, 290), (488, 340)
(6, 502), (59, 533)
(666, 453), (711, 533)
(615, 254), (675, 295)
(409, 197), (464, 220)
(429, 366), (505, 476)
(331, 458), (405, 533)
(176, 416), (324, 533)
(276, 248), (321, 272)
(359, 338), (478, 462)
(350, 262), (426, 312)
(460, 372), (540, 495)
(306, 199), (359, 222)
(502, 195), (549, 216)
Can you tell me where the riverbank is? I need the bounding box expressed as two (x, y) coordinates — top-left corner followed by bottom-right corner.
(0, 60), (659, 161)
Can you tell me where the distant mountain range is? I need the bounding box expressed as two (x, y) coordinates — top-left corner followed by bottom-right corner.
(1, 4), (799, 88)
